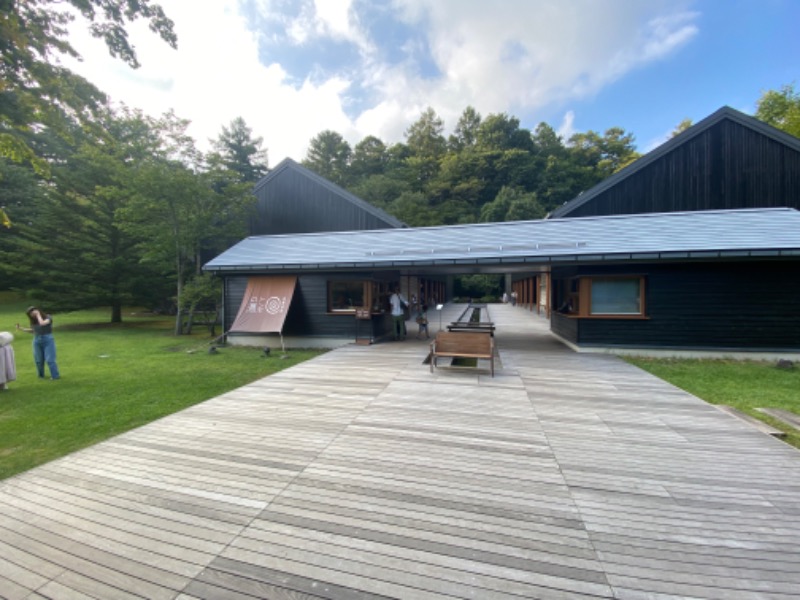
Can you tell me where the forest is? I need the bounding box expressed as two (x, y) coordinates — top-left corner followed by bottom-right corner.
(2, 1), (799, 330)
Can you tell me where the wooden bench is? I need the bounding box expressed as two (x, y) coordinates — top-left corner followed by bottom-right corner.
(430, 331), (494, 376)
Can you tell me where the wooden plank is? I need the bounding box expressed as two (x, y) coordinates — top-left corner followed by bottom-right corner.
(716, 405), (786, 437)
(756, 407), (800, 430)
(1, 304), (800, 599)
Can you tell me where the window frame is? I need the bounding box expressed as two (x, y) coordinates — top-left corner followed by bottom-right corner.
(588, 276), (645, 317)
(327, 280), (369, 314)
(559, 275), (647, 319)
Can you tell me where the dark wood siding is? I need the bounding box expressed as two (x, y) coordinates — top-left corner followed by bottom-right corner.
(224, 274), (394, 340)
(250, 165), (400, 235)
(563, 120), (800, 218)
(552, 262), (800, 351)
(551, 312), (578, 342)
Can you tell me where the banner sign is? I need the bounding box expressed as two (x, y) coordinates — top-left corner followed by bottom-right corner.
(230, 275), (297, 333)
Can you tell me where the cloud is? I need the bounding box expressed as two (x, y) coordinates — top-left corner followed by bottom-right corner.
(557, 111), (577, 141)
(63, 0), (700, 163)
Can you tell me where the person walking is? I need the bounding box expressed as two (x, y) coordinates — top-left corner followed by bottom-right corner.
(16, 306), (60, 380)
(415, 303), (430, 339)
(389, 286), (408, 340)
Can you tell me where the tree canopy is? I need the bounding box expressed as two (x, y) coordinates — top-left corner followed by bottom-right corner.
(756, 84), (800, 139)
(1, 7), (795, 332)
(0, 0), (177, 176)
(300, 106), (640, 225)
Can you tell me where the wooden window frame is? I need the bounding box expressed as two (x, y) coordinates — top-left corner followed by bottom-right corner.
(560, 275), (647, 319)
(327, 280), (394, 315)
(327, 280), (370, 314)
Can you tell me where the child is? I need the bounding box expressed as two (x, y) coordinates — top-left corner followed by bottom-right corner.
(415, 304), (429, 339)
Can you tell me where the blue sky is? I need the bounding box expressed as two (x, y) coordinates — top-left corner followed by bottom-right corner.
(66, 0), (799, 162)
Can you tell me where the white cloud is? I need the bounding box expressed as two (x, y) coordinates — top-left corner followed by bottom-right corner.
(388, 0), (698, 112)
(557, 111), (576, 141)
(64, 0), (359, 162)
(63, 0), (700, 163)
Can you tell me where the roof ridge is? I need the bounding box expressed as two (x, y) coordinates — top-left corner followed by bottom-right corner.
(548, 106), (800, 219)
(253, 157), (407, 228)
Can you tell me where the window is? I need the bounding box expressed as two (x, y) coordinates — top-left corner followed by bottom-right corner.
(556, 275), (646, 318)
(328, 281), (366, 312)
(590, 277), (643, 316)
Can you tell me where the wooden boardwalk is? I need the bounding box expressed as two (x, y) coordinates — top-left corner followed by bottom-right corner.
(1, 304), (799, 599)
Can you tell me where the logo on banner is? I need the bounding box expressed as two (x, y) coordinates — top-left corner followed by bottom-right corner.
(246, 295), (287, 314)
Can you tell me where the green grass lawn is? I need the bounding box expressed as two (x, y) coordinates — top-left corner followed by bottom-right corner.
(0, 292), (324, 480)
(626, 356), (800, 449)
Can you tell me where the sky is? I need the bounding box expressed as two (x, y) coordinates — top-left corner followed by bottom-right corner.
(63, 0), (799, 165)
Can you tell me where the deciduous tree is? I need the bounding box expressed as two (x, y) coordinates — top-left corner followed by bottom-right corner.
(0, 0), (176, 176)
(756, 84), (800, 138)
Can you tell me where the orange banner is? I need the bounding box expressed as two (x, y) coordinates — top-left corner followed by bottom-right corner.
(230, 276), (297, 333)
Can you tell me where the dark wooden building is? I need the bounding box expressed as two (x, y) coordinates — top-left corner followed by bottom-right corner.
(208, 107), (800, 355)
(249, 158), (406, 235)
(207, 209), (800, 353)
(211, 161), (442, 347)
(550, 106), (800, 219)
(549, 261), (800, 353)
(544, 106), (800, 354)
(220, 271), (445, 347)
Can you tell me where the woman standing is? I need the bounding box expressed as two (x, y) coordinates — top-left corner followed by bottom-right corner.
(16, 306), (60, 380)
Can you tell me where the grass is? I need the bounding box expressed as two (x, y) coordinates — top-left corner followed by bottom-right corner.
(626, 356), (800, 449)
(0, 292), (325, 480)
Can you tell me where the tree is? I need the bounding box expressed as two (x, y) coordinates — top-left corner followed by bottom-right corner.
(302, 130), (351, 186)
(671, 118), (693, 137)
(0, 157), (46, 289)
(531, 122), (567, 159)
(448, 106), (482, 151)
(404, 107), (446, 189)
(406, 107), (446, 157)
(480, 186), (545, 223)
(348, 174), (408, 211)
(177, 272), (222, 335)
(2, 107), (170, 319)
(119, 111), (253, 334)
(568, 127), (639, 177)
(123, 157), (207, 333)
(454, 274), (503, 300)
(756, 84), (800, 138)
(209, 117), (268, 183)
(0, 0), (177, 176)
(387, 191), (439, 227)
(350, 135), (387, 181)
(476, 113), (534, 152)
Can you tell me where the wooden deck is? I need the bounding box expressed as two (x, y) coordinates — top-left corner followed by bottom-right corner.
(1, 304), (799, 599)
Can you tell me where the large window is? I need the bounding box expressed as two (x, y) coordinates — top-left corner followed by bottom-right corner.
(590, 277), (642, 315)
(557, 275), (645, 318)
(328, 281), (366, 313)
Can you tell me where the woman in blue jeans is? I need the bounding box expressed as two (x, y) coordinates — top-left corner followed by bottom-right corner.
(16, 306), (60, 380)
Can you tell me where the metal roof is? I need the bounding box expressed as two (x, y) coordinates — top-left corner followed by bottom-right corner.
(548, 106), (800, 219)
(204, 208), (800, 273)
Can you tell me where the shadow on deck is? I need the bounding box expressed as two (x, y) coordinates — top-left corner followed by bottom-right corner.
(1, 303), (799, 599)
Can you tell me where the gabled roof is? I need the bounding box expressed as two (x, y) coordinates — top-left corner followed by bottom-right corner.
(548, 106), (800, 219)
(204, 207), (800, 273)
(254, 157), (407, 229)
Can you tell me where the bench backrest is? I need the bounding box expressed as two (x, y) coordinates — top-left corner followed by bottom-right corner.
(434, 331), (492, 354)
